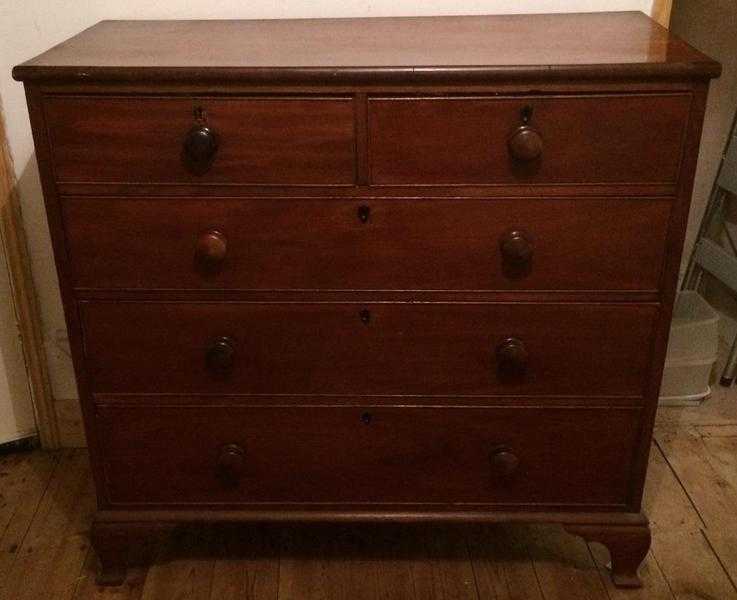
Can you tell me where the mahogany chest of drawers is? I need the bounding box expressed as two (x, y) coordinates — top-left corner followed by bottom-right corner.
(13, 12), (720, 588)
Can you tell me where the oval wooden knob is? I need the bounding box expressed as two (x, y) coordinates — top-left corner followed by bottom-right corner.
(508, 125), (543, 161)
(500, 230), (533, 264)
(195, 229), (227, 268)
(217, 443), (245, 483)
(495, 337), (528, 376)
(183, 125), (218, 174)
(491, 447), (520, 478)
(206, 336), (235, 372)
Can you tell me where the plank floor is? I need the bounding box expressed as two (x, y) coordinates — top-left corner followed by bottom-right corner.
(2, 387), (737, 599)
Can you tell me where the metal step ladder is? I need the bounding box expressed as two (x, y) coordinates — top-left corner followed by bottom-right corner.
(683, 109), (737, 385)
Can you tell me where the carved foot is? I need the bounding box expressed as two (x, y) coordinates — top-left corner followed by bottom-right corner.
(91, 520), (129, 585)
(91, 519), (170, 586)
(564, 520), (651, 588)
(96, 562), (127, 586)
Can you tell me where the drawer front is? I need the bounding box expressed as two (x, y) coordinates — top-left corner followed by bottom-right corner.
(368, 95), (691, 185)
(97, 405), (639, 507)
(64, 197), (670, 292)
(44, 96), (356, 184)
(81, 301), (657, 397)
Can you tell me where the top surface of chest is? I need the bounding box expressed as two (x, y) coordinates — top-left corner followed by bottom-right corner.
(12, 12), (719, 84)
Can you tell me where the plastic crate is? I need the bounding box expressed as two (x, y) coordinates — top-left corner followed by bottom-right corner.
(660, 291), (719, 405)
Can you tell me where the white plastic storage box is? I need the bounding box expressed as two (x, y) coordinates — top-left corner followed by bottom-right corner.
(660, 290), (720, 405)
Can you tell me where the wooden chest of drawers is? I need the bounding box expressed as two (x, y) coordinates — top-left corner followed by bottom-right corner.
(13, 12), (720, 588)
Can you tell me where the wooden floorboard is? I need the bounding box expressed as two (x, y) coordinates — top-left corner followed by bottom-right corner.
(0, 449), (59, 592)
(2, 389), (737, 599)
(466, 523), (544, 600)
(208, 524), (279, 600)
(0, 450), (94, 600)
(72, 550), (147, 600)
(138, 526), (216, 600)
(523, 524), (610, 600)
(654, 427), (737, 598)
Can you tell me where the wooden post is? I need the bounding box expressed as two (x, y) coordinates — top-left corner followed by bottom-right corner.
(0, 104), (59, 448)
(652, 0), (674, 28)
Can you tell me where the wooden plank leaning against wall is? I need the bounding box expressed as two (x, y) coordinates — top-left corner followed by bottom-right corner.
(653, 0), (674, 28)
(0, 102), (57, 448)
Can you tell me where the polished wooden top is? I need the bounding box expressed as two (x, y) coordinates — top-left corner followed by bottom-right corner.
(13, 12), (720, 84)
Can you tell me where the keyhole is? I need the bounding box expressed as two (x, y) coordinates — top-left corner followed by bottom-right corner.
(360, 412), (373, 425)
(360, 309), (371, 325)
(358, 205), (371, 224)
(521, 105), (533, 124)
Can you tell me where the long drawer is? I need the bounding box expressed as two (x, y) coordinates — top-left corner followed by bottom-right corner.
(44, 96), (356, 184)
(96, 405), (640, 507)
(64, 197), (670, 292)
(80, 301), (658, 397)
(368, 94), (691, 185)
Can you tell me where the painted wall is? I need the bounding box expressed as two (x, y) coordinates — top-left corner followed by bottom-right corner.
(670, 0), (737, 343)
(0, 1), (658, 406)
(671, 0), (737, 274)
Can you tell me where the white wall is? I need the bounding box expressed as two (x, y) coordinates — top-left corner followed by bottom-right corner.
(0, 0), (656, 402)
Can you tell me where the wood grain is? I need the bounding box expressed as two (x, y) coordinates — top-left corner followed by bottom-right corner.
(466, 524), (544, 599)
(524, 524), (609, 600)
(644, 440), (737, 599)
(0, 450), (94, 600)
(63, 196), (672, 293)
(0, 418), (736, 598)
(95, 405), (640, 508)
(209, 525), (279, 600)
(0, 450), (59, 587)
(369, 94), (691, 185)
(80, 301), (658, 397)
(12, 11), (721, 589)
(44, 97), (355, 185)
(12, 13), (720, 84)
(138, 527), (215, 600)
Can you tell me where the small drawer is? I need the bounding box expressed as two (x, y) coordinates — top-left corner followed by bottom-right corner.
(368, 94), (691, 185)
(96, 405), (640, 507)
(64, 196), (670, 292)
(81, 301), (657, 398)
(44, 96), (356, 185)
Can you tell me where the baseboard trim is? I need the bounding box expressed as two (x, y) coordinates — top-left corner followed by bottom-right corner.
(55, 397), (86, 447)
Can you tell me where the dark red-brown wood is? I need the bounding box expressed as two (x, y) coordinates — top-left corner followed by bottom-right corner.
(44, 96), (356, 184)
(368, 95), (691, 185)
(565, 522), (652, 588)
(80, 300), (657, 397)
(11, 13), (720, 84)
(13, 12), (720, 589)
(96, 405), (640, 507)
(63, 196), (672, 292)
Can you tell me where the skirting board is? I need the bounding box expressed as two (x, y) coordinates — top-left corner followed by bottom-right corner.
(652, 0), (673, 28)
(1, 107), (57, 448)
(56, 397), (86, 447)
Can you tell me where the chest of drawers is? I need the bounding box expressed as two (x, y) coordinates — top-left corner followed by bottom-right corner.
(13, 12), (720, 588)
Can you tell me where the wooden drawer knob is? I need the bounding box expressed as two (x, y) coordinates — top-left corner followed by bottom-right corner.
(500, 230), (533, 264)
(195, 229), (227, 269)
(206, 336), (235, 372)
(217, 443), (245, 484)
(183, 124), (218, 174)
(491, 447), (519, 478)
(495, 337), (528, 377)
(508, 125), (543, 161)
